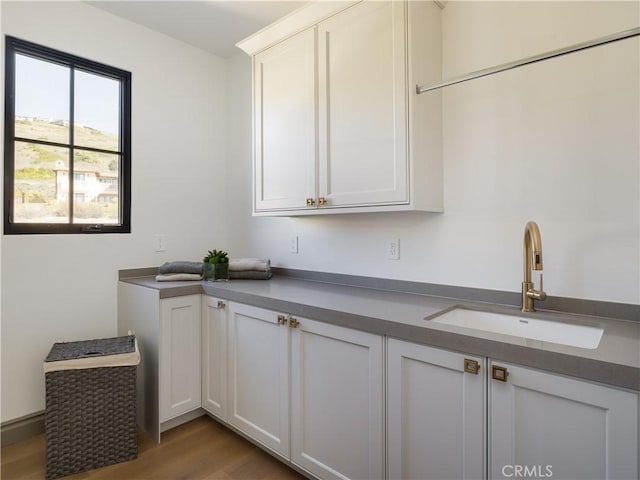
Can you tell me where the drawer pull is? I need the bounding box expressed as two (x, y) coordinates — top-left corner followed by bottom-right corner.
(277, 315), (288, 325)
(216, 300), (226, 309)
(464, 359), (480, 375)
(492, 365), (509, 382)
(289, 317), (300, 329)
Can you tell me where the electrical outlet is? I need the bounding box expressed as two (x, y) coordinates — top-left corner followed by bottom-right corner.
(154, 234), (166, 252)
(387, 239), (399, 260)
(290, 235), (299, 254)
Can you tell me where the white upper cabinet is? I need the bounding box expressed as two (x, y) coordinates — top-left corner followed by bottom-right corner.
(317, 1), (408, 208)
(238, 0), (443, 215)
(253, 27), (317, 211)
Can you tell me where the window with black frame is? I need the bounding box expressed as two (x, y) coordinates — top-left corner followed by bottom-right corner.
(4, 36), (131, 234)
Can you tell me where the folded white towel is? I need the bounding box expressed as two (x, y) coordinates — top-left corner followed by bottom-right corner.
(155, 273), (203, 282)
(229, 258), (271, 272)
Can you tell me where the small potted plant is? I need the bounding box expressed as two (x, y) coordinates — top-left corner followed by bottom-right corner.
(202, 249), (229, 282)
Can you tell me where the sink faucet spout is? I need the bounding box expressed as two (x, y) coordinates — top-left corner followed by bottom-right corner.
(522, 221), (547, 312)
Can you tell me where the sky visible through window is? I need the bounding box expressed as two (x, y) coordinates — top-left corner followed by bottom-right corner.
(15, 54), (120, 135)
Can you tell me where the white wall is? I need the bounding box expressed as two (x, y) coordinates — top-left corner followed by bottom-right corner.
(226, 2), (639, 305)
(1, 1), (229, 422)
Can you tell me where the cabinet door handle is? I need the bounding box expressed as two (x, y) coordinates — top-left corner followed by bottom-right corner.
(216, 300), (226, 309)
(492, 365), (509, 382)
(318, 197), (328, 206)
(289, 317), (300, 328)
(306, 198), (316, 206)
(277, 314), (288, 325)
(464, 358), (480, 375)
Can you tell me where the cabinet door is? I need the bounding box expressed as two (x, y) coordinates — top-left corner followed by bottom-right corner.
(489, 360), (638, 480)
(254, 27), (317, 212)
(291, 318), (384, 480)
(227, 303), (290, 458)
(159, 295), (202, 422)
(317, 1), (408, 208)
(201, 296), (227, 421)
(387, 339), (485, 480)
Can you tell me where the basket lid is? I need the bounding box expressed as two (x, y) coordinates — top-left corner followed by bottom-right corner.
(45, 335), (135, 362)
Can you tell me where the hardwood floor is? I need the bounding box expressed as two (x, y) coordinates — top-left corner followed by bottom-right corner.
(1, 416), (307, 480)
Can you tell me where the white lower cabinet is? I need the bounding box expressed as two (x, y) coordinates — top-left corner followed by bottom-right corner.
(387, 339), (639, 480)
(489, 360), (638, 480)
(387, 339), (485, 480)
(201, 296), (227, 422)
(159, 295), (202, 422)
(121, 285), (638, 479)
(226, 302), (384, 479)
(118, 285), (203, 441)
(227, 302), (291, 458)
(291, 318), (384, 480)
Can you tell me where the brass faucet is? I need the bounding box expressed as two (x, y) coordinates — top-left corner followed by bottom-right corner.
(522, 221), (547, 312)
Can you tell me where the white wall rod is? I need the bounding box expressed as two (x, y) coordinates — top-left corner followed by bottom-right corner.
(416, 27), (640, 94)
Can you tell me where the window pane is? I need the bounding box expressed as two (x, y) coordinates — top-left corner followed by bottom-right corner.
(14, 54), (70, 144)
(72, 150), (120, 224)
(74, 70), (120, 151)
(13, 141), (69, 223)
(5, 37), (131, 234)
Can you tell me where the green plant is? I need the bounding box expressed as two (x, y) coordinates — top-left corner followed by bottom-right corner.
(203, 249), (229, 264)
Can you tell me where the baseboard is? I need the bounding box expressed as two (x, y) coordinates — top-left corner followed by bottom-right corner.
(160, 408), (205, 436)
(2, 408), (207, 447)
(1, 412), (45, 446)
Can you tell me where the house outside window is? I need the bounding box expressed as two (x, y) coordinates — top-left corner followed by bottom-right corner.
(4, 36), (131, 234)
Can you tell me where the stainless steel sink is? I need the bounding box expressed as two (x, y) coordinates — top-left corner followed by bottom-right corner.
(428, 308), (604, 349)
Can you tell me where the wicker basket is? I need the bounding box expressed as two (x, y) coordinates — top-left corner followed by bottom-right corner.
(44, 336), (139, 480)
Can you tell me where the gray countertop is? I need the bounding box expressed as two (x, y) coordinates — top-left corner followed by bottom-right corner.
(120, 274), (640, 391)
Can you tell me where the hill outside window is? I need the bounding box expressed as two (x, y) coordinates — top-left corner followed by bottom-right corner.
(4, 36), (131, 234)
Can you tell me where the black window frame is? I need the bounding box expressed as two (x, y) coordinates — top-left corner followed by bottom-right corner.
(4, 36), (131, 234)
